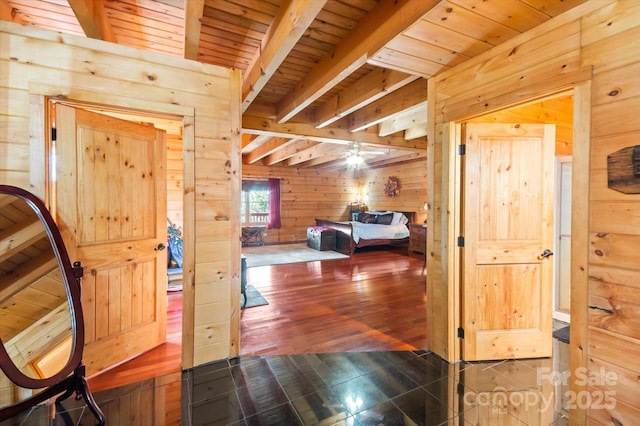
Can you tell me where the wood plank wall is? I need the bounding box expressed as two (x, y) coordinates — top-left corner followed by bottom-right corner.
(167, 134), (184, 231)
(242, 164), (358, 244)
(427, 1), (640, 423)
(0, 21), (240, 372)
(358, 158), (428, 223)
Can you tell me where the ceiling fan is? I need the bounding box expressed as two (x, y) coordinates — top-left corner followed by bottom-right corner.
(345, 142), (387, 166)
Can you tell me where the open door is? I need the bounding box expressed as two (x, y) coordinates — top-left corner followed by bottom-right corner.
(462, 123), (555, 361)
(54, 104), (167, 376)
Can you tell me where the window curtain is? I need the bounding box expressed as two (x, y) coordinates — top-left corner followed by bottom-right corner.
(267, 178), (281, 229)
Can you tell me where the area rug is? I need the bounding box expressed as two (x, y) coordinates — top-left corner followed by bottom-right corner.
(242, 284), (268, 308)
(242, 243), (348, 268)
(553, 325), (570, 344)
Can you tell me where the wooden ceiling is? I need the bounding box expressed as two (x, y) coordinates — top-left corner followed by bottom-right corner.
(0, 0), (586, 170)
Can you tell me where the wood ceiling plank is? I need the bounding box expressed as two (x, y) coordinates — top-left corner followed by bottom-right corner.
(449, 0), (550, 32)
(315, 68), (418, 129)
(202, 4), (269, 34)
(108, 0), (184, 19)
(9, 0), (78, 18)
(275, 0), (440, 123)
(111, 24), (183, 50)
(347, 78), (427, 133)
(404, 18), (493, 57)
(424, 1), (521, 47)
(5, 13), (84, 35)
(69, 0), (117, 43)
(242, 0), (326, 112)
(386, 34), (470, 68)
(368, 47), (447, 79)
(519, 0), (589, 17)
(205, 0), (278, 25)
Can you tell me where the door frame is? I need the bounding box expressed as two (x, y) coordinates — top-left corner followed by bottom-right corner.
(447, 82), (591, 417)
(28, 89), (198, 370)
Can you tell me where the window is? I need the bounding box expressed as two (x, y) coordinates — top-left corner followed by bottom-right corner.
(241, 180), (269, 225)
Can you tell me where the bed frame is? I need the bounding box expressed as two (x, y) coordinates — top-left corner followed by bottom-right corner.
(315, 211), (415, 255)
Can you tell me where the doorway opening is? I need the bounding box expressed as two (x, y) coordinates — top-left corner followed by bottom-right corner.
(44, 98), (184, 384)
(457, 91), (574, 361)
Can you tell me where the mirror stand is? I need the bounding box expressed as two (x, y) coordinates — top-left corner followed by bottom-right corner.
(0, 186), (104, 425)
(0, 262), (104, 425)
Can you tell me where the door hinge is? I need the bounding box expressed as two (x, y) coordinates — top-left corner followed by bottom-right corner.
(457, 236), (464, 247)
(457, 327), (464, 339)
(458, 144), (466, 155)
(457, 382), (465, 395)
(51, 128), (57, 141)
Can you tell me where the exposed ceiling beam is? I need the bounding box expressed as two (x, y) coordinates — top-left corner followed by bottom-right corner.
(67, 0), (116, 42)
(365, 151), (427, 168)
(0, 218), (47, 263)
(0, 0), (26, 24)
(284, 143), (342, 166)
(378, 101), (427, 137)
(241, 133), (255, 149)
(184, 0), (205, 60)
(298, 153), (346, 168)
(275, 0), (440, 123)
(262, 140), (321, 165)
(0, 251), (57, 305)
(243, 114), (426, 150)
(347, 78), (427, 132)
(244, 137), (298, 163)
(242, 0), (326, 112)
(314, 68), (419, 129)
(242, 134), (272, 153)
(404, 121), (428, 140)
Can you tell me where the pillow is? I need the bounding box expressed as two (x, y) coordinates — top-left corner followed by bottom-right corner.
(376, 213), (394, 225)
(361, 213), (378, 224)
(390, 211), (410, 225)
(390, 212), (402, 225)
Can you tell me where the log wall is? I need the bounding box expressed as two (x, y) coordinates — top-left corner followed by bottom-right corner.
(0, 21), (241, 371)
(242, 164), (358, 244)
(167, 134), (184, 231)
(358, 159), (428, 223)
(428, 1), (640, 422)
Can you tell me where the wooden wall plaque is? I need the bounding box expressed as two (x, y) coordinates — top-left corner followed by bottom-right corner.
(607, 145), (640, 194)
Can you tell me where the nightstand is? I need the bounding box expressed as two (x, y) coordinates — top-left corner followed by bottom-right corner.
(408, 223), (427, 255)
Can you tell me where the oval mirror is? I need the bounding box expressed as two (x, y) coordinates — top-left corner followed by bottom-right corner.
(0, 185), (96, 422)
(0, 193), (74, 383)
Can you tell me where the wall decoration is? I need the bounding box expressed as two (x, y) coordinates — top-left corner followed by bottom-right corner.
(384, 176), (400, 198)
(607, 145), (640, 194)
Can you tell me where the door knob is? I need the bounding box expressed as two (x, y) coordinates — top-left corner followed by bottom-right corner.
(540, 249), (553, 258)
(154, 243), (166, 251)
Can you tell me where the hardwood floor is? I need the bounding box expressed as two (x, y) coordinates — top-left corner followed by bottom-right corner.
(87, 246), (427, 391)
(241, 245), (427, 355)
(87, 290), (183, 393)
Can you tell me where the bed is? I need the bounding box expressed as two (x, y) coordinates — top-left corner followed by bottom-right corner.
(315, 210), (414, 255)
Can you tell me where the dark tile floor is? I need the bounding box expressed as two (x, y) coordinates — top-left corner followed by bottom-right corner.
(4, 328), (571, 425)
(182, 341), (570, 426)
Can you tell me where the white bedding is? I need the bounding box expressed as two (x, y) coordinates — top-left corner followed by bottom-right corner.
(350, 221), (410, 243)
